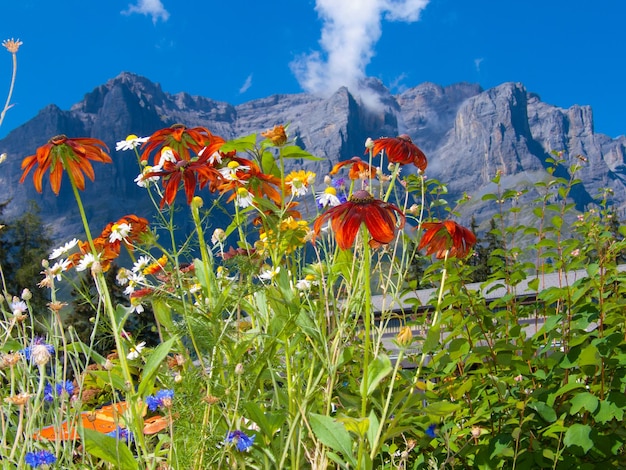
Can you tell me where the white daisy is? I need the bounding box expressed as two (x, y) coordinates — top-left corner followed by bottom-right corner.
(135, 165), (161, 187)
(49, 259), (71, 281)
(235, 187), (254, 208)
(76, 253), (98, 272)
(116, 134), (148, 152)
(127, 341), (146, 360)
(109, 223), (132, 243)
(219, 161), (250, 181)
(316, 187), (341, 208)
(258, 266), (280, 282)
(49, 238), (79, 260)
(133, 255), (152, 273)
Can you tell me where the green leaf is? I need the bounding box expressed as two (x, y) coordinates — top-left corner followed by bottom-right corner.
(367, 409), (380, 450)
(261, 150), (280, 177)
(424, 401), (461, 417)
(220, 134), (257, 153)
(528, 401), (557, 422)
(280, 145), (323, 161)
(547, 382), (585, 407)
(563, 424), (593, 453)
(578, 344), (601, 367)
(114, 304), (131, 331)
(83, 429), (139, 470)
(361, 354), (393, 397)
(88, 370), (127, 392)
(527, 277), (540, 292)
(569, 392), (599, 415)
(309, 413), (356, 467)
(422, 324), (440, 353)
(551, 215), (563, 229)
(151, 298), (175, 332)
(138, 337), (176, 397)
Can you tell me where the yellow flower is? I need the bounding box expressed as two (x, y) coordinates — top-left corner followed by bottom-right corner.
(396, 325), (413, 346)
(285, 170), (316, 197)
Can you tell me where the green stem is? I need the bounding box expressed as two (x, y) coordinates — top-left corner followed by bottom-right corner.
(357, 229), (372, 467)
(414, 251), (449, 381)
(383, 163), (401, 202)
(370, 349), (404, 459)
(68, 177), (148, 454)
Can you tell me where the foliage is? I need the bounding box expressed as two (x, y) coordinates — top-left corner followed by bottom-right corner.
(1, 115), (626, 470)
(0, 201), (53, 316)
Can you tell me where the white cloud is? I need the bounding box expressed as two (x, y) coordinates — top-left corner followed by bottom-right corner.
(122, 0), (170, 24)
(239, 74), (253, 94)
(291, 0), (429, 103)
(474, 57), (484, 72)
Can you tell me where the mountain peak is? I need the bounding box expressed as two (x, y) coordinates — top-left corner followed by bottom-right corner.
(0, 74), (624, 241)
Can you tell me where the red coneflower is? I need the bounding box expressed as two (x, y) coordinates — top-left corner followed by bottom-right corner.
(313, 190), (405, 250)
(140, 124), (223, 164)
(371, 135), (427, 171)
(330, 157), (377, 180)
(145, 147), (222, 207)
(418, 221), (476, 259)
(20, 135), (112, 194)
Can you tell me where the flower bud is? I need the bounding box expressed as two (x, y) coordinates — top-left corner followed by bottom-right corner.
(396, 325), (413, 347)
(21, 289), (32, 301)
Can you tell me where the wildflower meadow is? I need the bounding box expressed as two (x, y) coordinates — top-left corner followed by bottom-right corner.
(2, 38), (626, 469)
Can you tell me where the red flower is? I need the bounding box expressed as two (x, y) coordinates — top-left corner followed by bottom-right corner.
(20, 135), (112, 194)
(371, 135), (427, 171)
(145, 148), (222, 207)
(140, 124), (223, 164)
(330, 157), (377, 180)
(418, 221), (476, 259)
(313, 190), (405, 250)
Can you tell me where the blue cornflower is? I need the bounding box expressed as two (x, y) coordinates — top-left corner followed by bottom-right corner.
(226, 430), (255, 452)
(331, 178), (348, 204)
(21, 337), (55, 365)
(145, 389), (174, 411)
(43, 380), (75, 402)
(106, 426), (134, 444)
(24, 449), (56, 468)
(425, 423), (437, 438)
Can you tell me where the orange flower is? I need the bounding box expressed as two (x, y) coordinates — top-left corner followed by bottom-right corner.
(145, 147), (222, 207)
(217, 158), (282, 206)
(330, 157), (377, 180)
(371, 135), (427, 171)
(418, 221), (476, 259)
(261, 125), (288, 146)
(98, 215), (150, 249)
(20, 135), (111, 194)
(313, 190), (405, 250)
(140, 124), (223, 164)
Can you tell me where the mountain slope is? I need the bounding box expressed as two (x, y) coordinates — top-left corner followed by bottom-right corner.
(0, 72), (624, 241)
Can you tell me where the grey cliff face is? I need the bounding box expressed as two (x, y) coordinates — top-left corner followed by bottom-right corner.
(0, 71), (624, 241)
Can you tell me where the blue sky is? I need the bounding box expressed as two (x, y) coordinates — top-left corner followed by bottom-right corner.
(1, 0), (624, 139)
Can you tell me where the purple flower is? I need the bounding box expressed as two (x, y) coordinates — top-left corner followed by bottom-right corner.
(226, 430), (255, 452)
(43, 380), (75, 402)
(25, 450), (56, 467)
(106, 426), (134, 444)
(425, 423), (437, 438)
(145, 389), (174, 411)
(21, 337), (54, 365)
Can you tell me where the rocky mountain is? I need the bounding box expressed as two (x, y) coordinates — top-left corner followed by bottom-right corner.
(0, 72), (624, 242)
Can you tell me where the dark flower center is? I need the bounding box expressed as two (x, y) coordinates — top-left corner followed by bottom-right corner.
(350, 190), (374, 203)
(50, 135), (68, 145)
